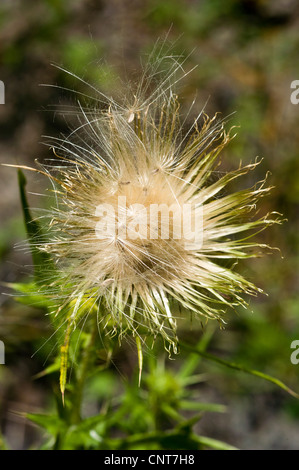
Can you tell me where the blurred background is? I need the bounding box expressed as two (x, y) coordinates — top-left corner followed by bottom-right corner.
(0, 0), (299, 450)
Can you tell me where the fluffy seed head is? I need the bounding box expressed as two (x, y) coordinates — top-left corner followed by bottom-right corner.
(22, 51), (281, 353)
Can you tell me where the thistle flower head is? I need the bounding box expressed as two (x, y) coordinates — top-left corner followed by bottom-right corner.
(18, 51), (280, 354)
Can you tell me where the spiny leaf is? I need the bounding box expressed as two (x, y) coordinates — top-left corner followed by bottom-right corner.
(26, 412), (66, 436)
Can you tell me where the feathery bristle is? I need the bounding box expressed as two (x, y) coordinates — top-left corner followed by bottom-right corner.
(16, 50), (282, 353)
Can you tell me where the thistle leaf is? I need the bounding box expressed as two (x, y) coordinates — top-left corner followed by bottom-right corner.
(26, 412), (66, 436)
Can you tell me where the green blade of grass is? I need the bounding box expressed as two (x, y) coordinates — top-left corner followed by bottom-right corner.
(18, 169), (54, 283)
(180, 341), (299, 399)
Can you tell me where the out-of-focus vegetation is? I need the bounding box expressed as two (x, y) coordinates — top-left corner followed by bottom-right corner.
(0, 0), (299, 449)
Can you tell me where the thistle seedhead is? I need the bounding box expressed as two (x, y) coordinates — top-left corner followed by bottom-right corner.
(14, 49), (282, 357)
